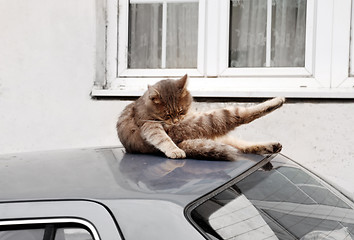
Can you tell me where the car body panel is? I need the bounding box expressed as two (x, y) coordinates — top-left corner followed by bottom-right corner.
(0, 147), (268, 205)
(1, 147), (354, 240)
(102, 199), (204, 240)
(0, 146), (271, 240)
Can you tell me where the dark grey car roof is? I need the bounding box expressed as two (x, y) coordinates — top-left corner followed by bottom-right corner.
(0, 147), (270, 207)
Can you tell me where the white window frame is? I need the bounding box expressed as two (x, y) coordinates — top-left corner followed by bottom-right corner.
(331, 0), (354, 91)
(218, 0), (315, 77)
(117, 0), (205, 78)
(92, 0), (354, 98)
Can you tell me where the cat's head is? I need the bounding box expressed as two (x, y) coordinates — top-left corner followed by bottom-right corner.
(146, 74), (192, 125)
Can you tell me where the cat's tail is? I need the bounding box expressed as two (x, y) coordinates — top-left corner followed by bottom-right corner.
(178, 139), (244, 161)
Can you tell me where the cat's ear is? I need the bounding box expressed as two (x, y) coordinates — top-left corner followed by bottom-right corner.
(148, 85), (161, 104)
(177, 74), (189, 91)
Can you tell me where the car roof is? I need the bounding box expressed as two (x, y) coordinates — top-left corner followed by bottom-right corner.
(0, 147), (271, 207)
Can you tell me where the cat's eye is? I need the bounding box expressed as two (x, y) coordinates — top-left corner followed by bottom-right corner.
(150, 96), (161, 104)
(165, 112), (172, 119)
(165, 115), (173, 122)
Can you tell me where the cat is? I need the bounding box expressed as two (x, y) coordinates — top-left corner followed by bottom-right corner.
(116, 74), (285, 161)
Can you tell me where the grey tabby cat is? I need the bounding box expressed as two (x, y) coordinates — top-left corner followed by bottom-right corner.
(117, 74), (285, 161)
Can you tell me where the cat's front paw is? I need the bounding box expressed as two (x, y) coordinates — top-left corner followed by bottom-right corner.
(165, 148), (186, 159)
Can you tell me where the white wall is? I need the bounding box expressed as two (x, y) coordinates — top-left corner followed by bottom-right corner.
(1, 0), (354, 199)
(0, 0), (129, 153)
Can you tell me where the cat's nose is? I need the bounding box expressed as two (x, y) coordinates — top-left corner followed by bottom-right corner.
(172, 118), (179, 124)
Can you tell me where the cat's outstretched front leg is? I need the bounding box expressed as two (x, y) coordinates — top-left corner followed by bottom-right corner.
(141, 122), (186, 159)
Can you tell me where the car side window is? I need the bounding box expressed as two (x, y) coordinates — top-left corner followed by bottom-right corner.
(55, 228), (93, 240)
(0, 228), (44, 240)
(0, 223), (94, 240)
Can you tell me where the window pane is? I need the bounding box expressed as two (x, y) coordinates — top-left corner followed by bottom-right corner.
(0, 229), (44, 240)
(229, 0), (267, 68)
(271, 0), (307, 67)
(128, 4), (162, 69)
(166, 3), (198, 68)
(229, 0), (307, 68)
(0, 224), (94, 240)
(55, 228), (93, 240)
(189, 162), (354, 239)
(128, 2), (198, 69)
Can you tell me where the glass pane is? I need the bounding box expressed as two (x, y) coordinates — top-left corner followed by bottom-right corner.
(128, 4), (162, 69)
(229, 0), (267, 67)
(0, 229), (44, 240)
(196, 192), (278, 239)
(55, 228), (93, 240)
(190, 159), (354, 240)
(166, 3), (198, 68)
(271, 0), (307, 67)
(229, 0), (307, 68)
(237, 166), (354, 239)
(237, 169), (315, 204)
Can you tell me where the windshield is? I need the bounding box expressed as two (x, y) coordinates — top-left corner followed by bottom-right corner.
(188, 155), (354, 240)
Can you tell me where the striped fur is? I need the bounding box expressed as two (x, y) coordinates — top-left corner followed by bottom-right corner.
(117, 75), (285, 161)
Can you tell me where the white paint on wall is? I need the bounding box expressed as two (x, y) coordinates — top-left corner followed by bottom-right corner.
(0, 0), (129, 153)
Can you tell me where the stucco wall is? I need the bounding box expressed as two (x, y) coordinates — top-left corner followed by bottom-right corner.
(0, 0), (128, 153)
(1, 0), (354, 199)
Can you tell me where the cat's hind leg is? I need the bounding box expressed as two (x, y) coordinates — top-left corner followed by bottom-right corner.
(166, 97), (285, 143)
(237, 97), (285, 124)
(217, 135), (282, 155)
(177, 139), (244, 161)
(178, 138), (276, 171)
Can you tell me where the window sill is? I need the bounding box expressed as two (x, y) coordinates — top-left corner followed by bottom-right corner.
(91, 86), (354, 99)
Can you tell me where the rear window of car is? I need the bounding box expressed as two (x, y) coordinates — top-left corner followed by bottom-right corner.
(187, 155), (354, 240)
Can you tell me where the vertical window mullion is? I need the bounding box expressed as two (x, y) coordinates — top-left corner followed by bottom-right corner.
(161, 1), (167, 68)
(266, 0), (273, 67)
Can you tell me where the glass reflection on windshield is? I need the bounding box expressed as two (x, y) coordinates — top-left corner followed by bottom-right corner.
(190, 156), (354, 240)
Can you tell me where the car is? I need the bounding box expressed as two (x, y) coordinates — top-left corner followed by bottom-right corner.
(0, 146), (354, 240)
